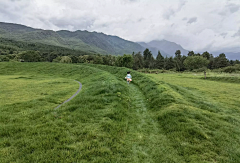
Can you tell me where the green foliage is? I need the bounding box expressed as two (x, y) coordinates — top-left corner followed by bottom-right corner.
(93, 55), (104, 64)
(213, 64), (240, 73)
(143, 48), (155, 69)
(69, 55), (79, 63)
(0, 55), (10, 62)
(102, 55), (116, 66)
(47, 52), (58, 62)
(213, 53), (230, 69)
(60, 56), (72, 63)
(115, 54), (133, 68)
(132, 52), (144, 70)
(174, 50), (185, 71)
(0, 38), (94, 57)
(122, 54), (133, 68)
(202, 51), (211, 59)
(164, 56), (175, 70)
(19, 51), (41, 62)
(155, 51), (165, 69)
(187, 51), (195, 56)
(184, 56), (209, 70)
(52, 56), (61, 63)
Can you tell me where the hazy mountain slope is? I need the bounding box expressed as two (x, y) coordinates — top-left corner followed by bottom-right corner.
(57, 30), (144, 55)
(0, 22), (36, 33)
(0, 23), (106, 54)
(147, 40), (189, 56)
(0, 37), (95, 56)
(0, 22), (199, 57)
(137, 42), (171, 57)
(0, 22), (144, 55)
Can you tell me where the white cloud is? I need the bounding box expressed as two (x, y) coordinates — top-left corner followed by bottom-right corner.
(0, 0), (239, 52)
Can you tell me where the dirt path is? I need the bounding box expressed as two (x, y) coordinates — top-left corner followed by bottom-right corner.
(54, 80), (82, 110)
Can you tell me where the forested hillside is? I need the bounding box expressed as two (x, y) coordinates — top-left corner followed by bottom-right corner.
(0, 22), (144, 55)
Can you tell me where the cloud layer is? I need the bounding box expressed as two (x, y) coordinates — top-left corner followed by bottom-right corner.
(0, 0), (240, 52)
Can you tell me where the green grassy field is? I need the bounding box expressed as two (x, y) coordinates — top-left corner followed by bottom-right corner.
(147, 72), (240, 162)
(0, 75), (78, 106)
(1, 62), (240, 162)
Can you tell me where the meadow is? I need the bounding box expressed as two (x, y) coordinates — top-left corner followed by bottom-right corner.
(0, 62), (240, 162)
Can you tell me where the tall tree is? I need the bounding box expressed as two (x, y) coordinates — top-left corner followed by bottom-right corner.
(155, 51), (164, 69)
(187, 51), (195, 56)
(133, 52), (144, 70)
(143, 48), (150, 61)
(174, 50), (185, 71)
(202, 51), (210, 60)
(149, 55), (155, 69)
(213, 53), (229, 68)
(164, 56), (175, 70)
(143, 48), (153, 68)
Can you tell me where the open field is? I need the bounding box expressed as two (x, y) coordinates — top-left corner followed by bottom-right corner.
(0, 75), (78, 106)
(1, 62), (240, 162)
(147, 72), (240, 162)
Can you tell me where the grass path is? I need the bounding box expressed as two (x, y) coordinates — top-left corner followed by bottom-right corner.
(54, 80), (82, 110)
(125, 83), (183, 162)
(83, 64), (184, 162)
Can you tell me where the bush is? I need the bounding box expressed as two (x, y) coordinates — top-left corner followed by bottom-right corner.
(0, 55), (9, 62)
(60, 56), (72, 63)
(19, 51), (41, 62)
(222, 64), (240, 73)
(184, 56), (209, 70)
(213, 64), (240, 73)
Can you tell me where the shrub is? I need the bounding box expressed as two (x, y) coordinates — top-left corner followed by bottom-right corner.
(60, 56), (72, 63)
(0, 55), (9, 62)
(222, 64), (240, 73)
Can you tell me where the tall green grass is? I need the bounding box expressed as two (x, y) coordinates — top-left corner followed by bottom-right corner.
(1, 62), (240, 162)
(85, 64), (240, 162)
(147, 73), (240, 162)
(0, 62), (133, 162)
(1, 62), (179, 162)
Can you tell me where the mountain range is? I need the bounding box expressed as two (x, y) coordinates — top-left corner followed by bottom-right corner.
(0, 22), (239, 59)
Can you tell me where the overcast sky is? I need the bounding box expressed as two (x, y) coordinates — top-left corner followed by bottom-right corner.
(0, 0), (240, 52)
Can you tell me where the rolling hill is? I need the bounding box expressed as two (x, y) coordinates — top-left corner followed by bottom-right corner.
(0, 22), (144, 55)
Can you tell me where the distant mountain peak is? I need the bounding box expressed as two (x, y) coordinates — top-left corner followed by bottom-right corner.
(140, 39), (189, 57)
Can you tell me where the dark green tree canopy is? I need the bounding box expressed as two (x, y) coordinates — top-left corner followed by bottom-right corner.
(155, 51), (164, 69)
(184, 56), (209, 70)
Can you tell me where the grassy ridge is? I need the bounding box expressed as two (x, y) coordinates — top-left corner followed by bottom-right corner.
(85, 64), (240, 162)
(1, 62), (240, 162)
(148, 73), (240, 162)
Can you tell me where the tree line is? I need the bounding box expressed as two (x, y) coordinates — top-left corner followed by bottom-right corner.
(0, 42), (240, 72)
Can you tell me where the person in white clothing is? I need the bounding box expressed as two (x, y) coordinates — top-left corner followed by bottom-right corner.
(125, 71), (132, 84)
